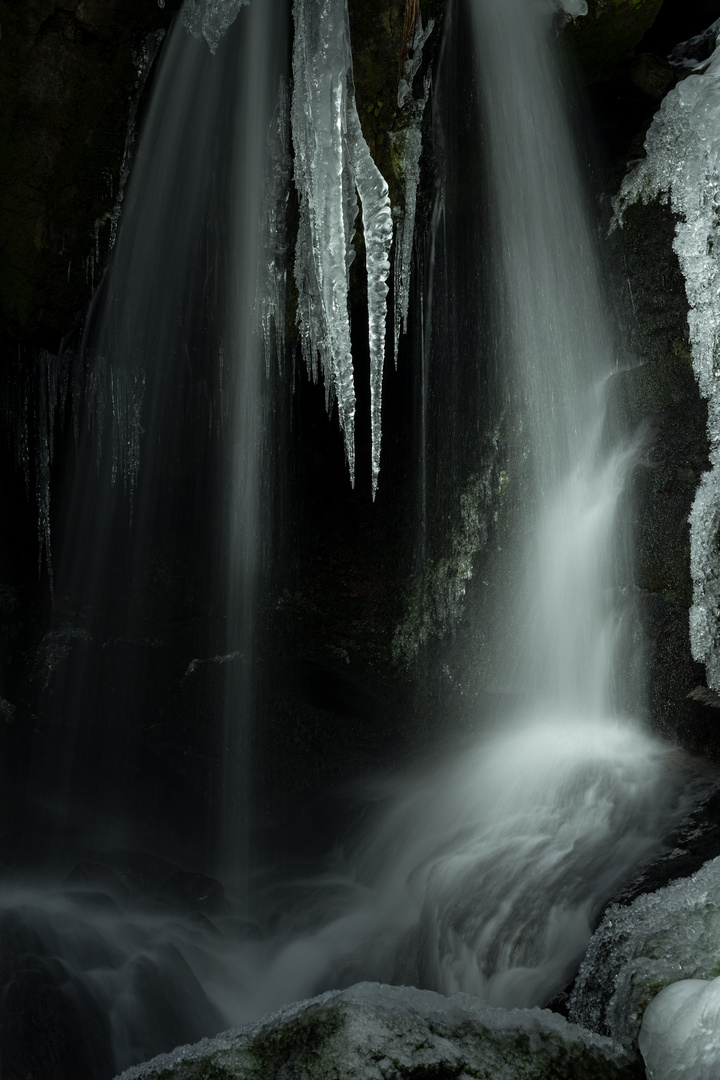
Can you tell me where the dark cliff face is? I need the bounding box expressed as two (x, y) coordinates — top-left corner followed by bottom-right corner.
(0, 0), (182, 347)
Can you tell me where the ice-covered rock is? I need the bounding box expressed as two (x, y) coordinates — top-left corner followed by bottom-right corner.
(613, 38), (720, 689)
(181, 0), (250, 54)
(568, 855), (720, 1049)
(114, 980), (640, 1080)
(639, 976), (720, 1080)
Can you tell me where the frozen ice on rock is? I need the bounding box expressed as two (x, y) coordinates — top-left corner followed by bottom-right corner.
(613, 41), (720, 689)
(639, 977), (720, 1080)
(557, 0), (587, 17)
(181, 0), (250, 53)
(568, 856), (720, 1049)
(114, 981), (640, 1080)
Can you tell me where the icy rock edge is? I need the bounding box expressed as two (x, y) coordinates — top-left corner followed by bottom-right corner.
(568, 855), (720, 1051)
(613, 30), (720, 689)
(114, 981), (640, 1080)
(292, 0), (392, 495)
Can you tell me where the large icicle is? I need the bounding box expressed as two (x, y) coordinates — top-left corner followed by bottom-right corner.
(291, 0), (392, 493)
(614, 31), (720, 687)
(347, 100), (393, 498)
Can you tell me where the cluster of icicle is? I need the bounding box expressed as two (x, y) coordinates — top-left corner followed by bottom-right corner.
(292, 0), (393, 496)
(613, 26), (720, 688)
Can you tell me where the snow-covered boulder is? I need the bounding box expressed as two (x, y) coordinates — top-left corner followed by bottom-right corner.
(115, 981), (641, 1080)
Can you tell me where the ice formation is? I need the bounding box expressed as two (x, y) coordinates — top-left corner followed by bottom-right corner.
(292, 0), (392, 494)
(259, 79), (292, 376)
(181, 0), (250, 54)
(568, 855), (720, 1048)
(392, 16), (433, 367)
(639, 977), (720, 1080)
(613, 34), (720, 688)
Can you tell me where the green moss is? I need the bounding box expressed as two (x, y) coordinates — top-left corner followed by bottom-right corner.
(248, 1006), (346, 1079)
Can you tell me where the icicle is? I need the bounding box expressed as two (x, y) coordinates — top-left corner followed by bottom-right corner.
(181, 0), (250, 54)
(613, 32), (720, 687)
(292, 0), (360, 482)
(392, 16), (433, 368)
(347, 101), (393, 499)
(291, 0), (392, 491)
(259, 78), (293, 377)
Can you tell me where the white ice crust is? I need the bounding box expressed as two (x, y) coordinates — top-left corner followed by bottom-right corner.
(569, 855), (720, 1048)
(614, 36), (720, 687)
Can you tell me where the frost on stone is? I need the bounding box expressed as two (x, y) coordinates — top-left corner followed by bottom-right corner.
(181, 0), (249, 54)
(613, 39), (720, 689)
(291, 0), (392, 493)
(114, 981), (639, 1080)
(393, 462), (499, 664)
(568, 855), (720, 1050)
(392, 15), (433, 369)
(259, 78), (292, 377)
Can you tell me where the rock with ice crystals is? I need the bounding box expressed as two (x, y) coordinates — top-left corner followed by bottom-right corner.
(639, 976), (720, 1080)
(292, 0), (392, 492)
(568, 856), (720, 1049)
(181, 0), (250, 54)
(114, 981), (640, 1080)
(614, 37), (720, 689)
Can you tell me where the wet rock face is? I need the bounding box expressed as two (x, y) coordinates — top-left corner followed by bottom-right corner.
(606, 199), (709, 744)
(0, 0), (181, 346)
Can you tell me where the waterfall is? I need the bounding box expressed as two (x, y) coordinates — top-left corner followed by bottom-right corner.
(20, 2), (287, 874)
(214, 0), (691, 1015)
(0, 0), (707, 1074)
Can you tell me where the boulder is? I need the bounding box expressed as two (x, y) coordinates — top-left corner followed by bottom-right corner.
(114, 981), (642, 1080)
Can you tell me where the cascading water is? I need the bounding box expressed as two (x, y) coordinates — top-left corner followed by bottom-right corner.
(213, 0), (694, 1015)
(16, 2), (287, 873)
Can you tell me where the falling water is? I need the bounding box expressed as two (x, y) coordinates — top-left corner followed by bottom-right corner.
(216, 0), (693, 1014)
(21, 2), (287, 872)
